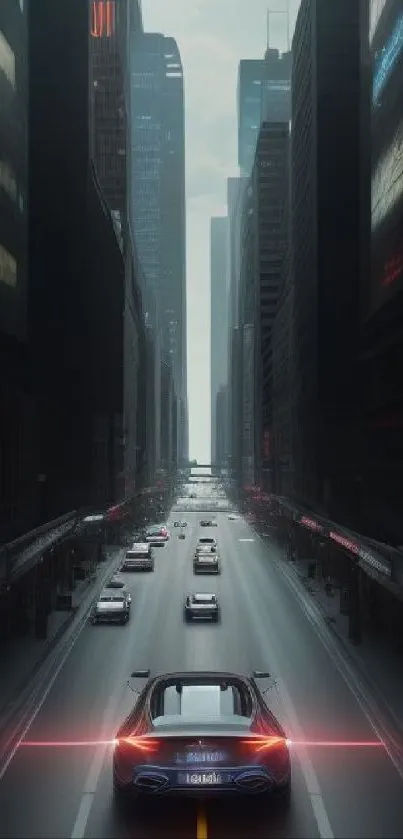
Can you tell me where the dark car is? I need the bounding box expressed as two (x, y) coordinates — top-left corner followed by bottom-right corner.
(113, 670), (291, 801)
(200, 520), (218, 527)
(106, 574), (126, 589)
(184, 593), (220, 622)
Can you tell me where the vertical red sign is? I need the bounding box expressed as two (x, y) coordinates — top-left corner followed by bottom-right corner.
(91, 1), (115, 38)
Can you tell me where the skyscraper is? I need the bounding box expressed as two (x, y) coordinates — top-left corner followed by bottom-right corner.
(291, 0), (363, 515)
(356, 0), (403, 542)
(210, 217), (229, 464)
(0, 0), (33, 540)
(237, 49), (291, 177)
(130, 32), (188, 466)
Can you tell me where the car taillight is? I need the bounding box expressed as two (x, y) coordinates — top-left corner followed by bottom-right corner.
(117, 736), (160, 754)
(241, 735), (287, 752)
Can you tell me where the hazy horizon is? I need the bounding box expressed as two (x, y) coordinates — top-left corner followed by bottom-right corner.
(141, 0), (300, 462)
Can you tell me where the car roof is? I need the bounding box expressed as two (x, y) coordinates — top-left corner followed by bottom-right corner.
(99, 589), (125, 599)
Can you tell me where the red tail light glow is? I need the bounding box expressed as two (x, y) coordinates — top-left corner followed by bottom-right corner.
(118, 736), (159, 753)
(241, 736), (286, 752)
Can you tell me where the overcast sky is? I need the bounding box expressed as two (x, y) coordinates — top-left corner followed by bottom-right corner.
(141, 0), (300, 462)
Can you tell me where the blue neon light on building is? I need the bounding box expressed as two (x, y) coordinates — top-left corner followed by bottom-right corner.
(373, 12), (403, 105)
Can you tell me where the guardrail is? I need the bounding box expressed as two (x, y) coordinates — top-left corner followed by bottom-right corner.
(270, 495), (403, 590)
(0, 511), (78, 585)
(234, 487), (403, 594)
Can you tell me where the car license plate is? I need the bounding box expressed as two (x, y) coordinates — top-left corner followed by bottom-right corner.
(177, 751), (226, 764)
(178, 771), (226, 786)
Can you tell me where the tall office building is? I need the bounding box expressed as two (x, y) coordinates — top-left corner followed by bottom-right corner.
(130, 32), (188, 467)
(291, 0), (363, 516)
(90, 0), (147, 496)
(356, 0), (403, 542)
(237, 49), (291, 177)
(0, 0), (34, 541)
(227, 177), (246, 480)
(210, 217), (229, 465)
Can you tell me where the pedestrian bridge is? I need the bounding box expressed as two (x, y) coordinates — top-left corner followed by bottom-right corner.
(172, 498), (231, 513)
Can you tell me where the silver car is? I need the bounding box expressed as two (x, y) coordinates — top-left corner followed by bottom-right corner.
(91, 590), (131, 625)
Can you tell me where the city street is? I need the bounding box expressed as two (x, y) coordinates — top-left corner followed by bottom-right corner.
(1, 502), (403, 838)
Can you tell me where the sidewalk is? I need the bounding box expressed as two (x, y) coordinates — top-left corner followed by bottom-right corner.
(0, 547), (122, 720)
(290, 554), (403, 731)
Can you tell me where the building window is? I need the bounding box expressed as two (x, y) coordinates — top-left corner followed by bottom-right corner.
(0, 161), (17, 203)
(0, 32), (16, 89)
(0, 244), (17, 287)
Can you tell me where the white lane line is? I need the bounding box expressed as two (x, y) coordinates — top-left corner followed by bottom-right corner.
(0, 555), (122, 783)
(239, 538), (255, 542)
(71, 794), (93, 839)
(275, 682), (334, 839)
(274, 557), (403, 780)
(71, 742), (112, 838)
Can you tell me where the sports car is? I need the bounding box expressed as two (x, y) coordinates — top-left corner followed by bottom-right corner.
(113, 670), (291, 801)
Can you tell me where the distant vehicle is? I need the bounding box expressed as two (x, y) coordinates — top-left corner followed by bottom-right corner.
(174, 521), (187, 528)
(227, 514), (239, 521)
(146, 525), (170, 546)
(200, 520), (218, 527)
(178, 532), (186, 540)
(106, 573), (126, 588)
(184, 593), (220, 622)
(113, 670), (291, 801)
(91, 590), (131, 625)
(121, 543), (154, 571)
(194, 552), (220, 575)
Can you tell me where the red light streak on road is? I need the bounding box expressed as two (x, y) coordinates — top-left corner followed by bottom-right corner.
(287, 739), (384, 749)
(18, 738), (385, 750)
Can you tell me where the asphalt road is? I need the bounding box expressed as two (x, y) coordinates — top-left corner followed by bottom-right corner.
(1, 504), (403, 838)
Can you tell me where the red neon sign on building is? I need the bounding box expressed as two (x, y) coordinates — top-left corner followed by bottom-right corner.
(91, 1), (116, 38)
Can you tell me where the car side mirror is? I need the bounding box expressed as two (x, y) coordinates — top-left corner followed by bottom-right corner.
(131, 669), (150, 678)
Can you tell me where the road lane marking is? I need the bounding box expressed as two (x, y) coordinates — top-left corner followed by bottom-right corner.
(0, 553), (123, 782)
(196, 802), (208, 839)
(228, 550), (334, 839)
(239, 538), (254, 542)
(71, 793), (94, 839)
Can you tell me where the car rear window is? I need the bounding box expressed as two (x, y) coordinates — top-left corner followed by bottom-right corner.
(193, 594), (215, 603)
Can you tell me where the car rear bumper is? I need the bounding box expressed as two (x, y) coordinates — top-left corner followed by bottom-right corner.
(92, 613), (129, 623)
(193, 566), (220, 574)
(185, 610), (218, 620)
(122, 563), (153, 570)
(114, 764), (289, 798)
